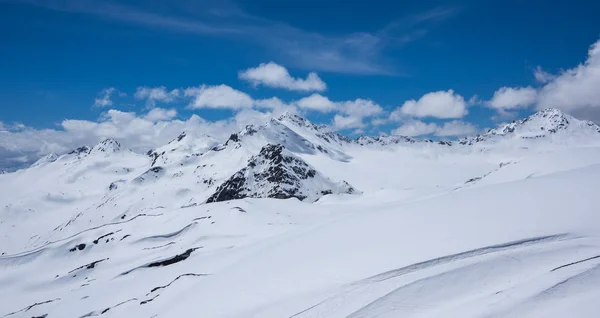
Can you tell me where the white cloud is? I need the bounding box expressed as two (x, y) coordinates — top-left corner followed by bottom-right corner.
(333, 98), (384, 130)
(391, 119), (477, 137)
(239, 62), (326, 92)
(333, 115), (364, 130)
(434, 120), (477, 137)
(371, 118), (388, 126)
(487, 86), (538, 110)
(144, 108), (178, 122)
(254, 97), (300, 117)
(94, 87), (122, 107)
(392, 120), (438, 136)
(536, 39), (600, 122)
(0, 108), (282, 170)
(534, 66), (556, 84)
(185, 84), (254, 109)
(295, 93), (337, 112)
(394, 90), (468, 119)
(340, 99), (383, 117)
(134, 86), (180, 106)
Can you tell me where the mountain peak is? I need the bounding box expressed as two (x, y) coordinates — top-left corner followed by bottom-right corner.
(460, 108), (600, 145)
(31, 152), (59, 167)
(276, 112), (315, 128)
(90, 139), (122, 155)
(487, 108), (586, 137)
(206, 144), (357, 203)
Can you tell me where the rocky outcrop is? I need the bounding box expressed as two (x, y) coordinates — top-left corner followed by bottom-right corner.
(206, 144), (357, 203)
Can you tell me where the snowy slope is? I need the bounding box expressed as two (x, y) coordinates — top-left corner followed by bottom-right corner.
(2, 109), (600, 318)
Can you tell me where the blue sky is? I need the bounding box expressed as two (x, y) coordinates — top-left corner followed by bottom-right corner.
(1, 0), (600, 168)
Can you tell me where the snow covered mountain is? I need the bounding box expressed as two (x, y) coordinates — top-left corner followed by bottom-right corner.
(460, 108), (600, 145)
(2, 109), (600, 318)
(206, 144), (356, 203)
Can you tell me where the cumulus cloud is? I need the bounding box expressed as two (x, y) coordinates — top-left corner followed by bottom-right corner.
(239, 62), (326, 92)
(144, 108), (178, 122)
(94, 87), (123, 107)
(391, 120), (438, 136)
(536, 39), (600, 122)
(371, 118), (388, 126)
(333, 99), (384, 130)
(135, 86), (180, 107)
(392, 90), (468, 119)
(391, 119), (477, 137)
(333, 115), (364, 130)
(254, 97), (300, 118)
(340, 99), (383, 118)
(185, 84), (254, 109)
(487, 86), (538, 110)
(295, 93), (337, 112)
(0, 107), (285, 170)
(434, 120), (477, 137)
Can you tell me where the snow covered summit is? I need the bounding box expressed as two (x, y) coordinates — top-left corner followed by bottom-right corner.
(489, 108), (600, 137)
(460, 108), (600, 145)
(89, 138), (122, 155)
(207, 144), (356, 203)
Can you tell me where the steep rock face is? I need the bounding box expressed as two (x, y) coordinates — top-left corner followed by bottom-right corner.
(68, 146), (91, 155)
(206, 144), (357, 203)
(459, 108), (600, 145)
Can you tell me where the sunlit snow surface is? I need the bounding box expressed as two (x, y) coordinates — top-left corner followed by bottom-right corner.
(2, 109), (600, 317)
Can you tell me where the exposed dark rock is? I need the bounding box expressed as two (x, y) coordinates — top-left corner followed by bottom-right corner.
(69, 146), (91, 155)
(93, 232), (114, 244)
(68, 259), (108, 274)
(207, 144), (356, 203)
(140, 294), (159, 305)
(145, 248), (200, 268)
(465, 177), (482, 184)
(551, 255), (600, 272)
(69, 243), (86, 252)
(3, 298), (60, 317)
(148, 273), (208, 295)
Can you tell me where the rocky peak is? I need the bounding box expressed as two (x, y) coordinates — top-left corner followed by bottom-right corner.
(68, 146), (91, 155)
(460, 108), (600, 145)
(172, 131), (188, 143)
(90, 139), (122, 155)
(206, 144), (357, 203)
